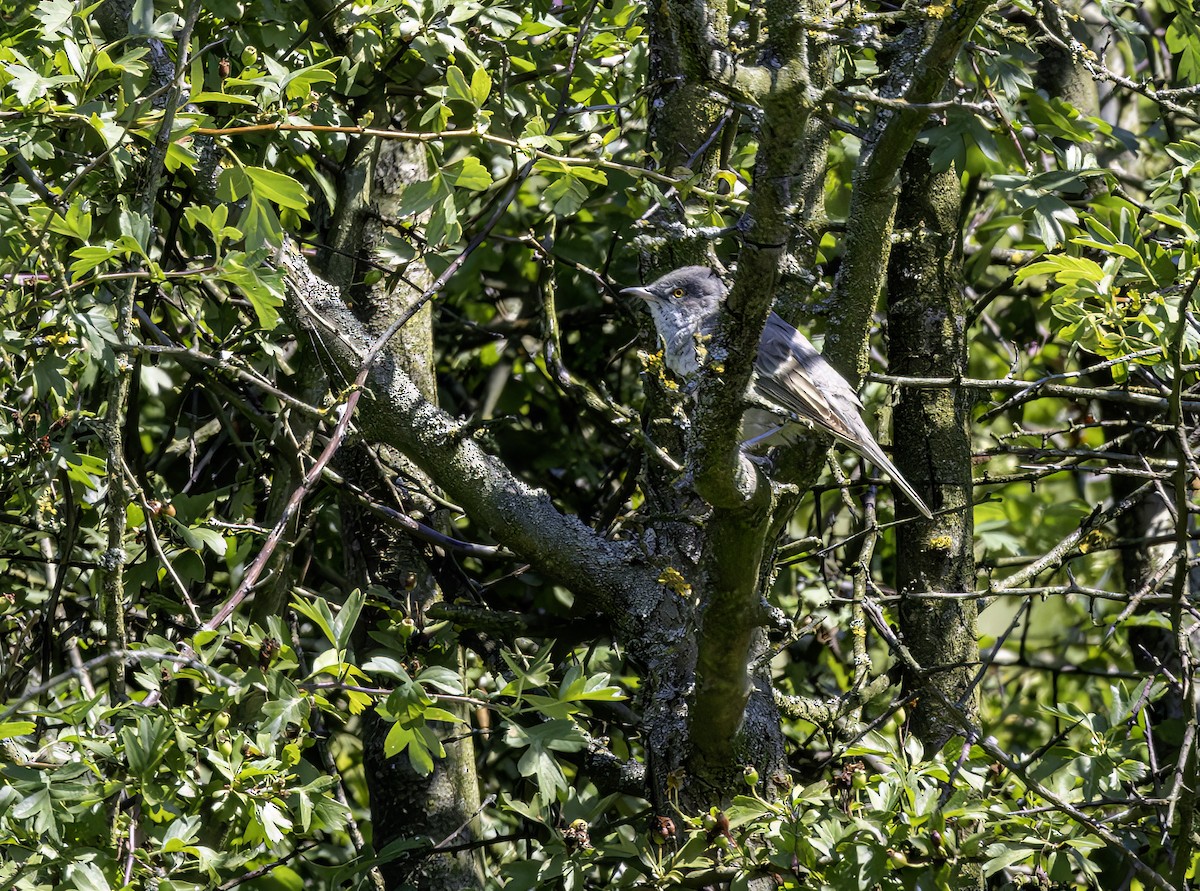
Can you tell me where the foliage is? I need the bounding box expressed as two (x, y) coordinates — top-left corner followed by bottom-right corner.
(1, 0), (1199, 888)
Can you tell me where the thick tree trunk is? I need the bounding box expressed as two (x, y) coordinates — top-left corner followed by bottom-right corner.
(887, 144), (979, 748)
(639, 0), (740, 815)
(320, 123), (483, 890)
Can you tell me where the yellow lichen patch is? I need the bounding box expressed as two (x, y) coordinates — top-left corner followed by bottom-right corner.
(638, 348), (664, 371)
(658, 566), (693, 598)
(44, 330), (73, 346)
(1078, 528), (1112, 554)
(927, 534), (954, 553)
(37, 492), (57, 520)
(638, 349), (678, 390)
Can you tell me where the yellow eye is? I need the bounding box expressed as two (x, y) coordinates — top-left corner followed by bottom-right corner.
(671, 288), (685, 298)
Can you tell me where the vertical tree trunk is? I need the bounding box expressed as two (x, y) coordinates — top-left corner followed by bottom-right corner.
(636, 0), (731, 815)
(321, 122), (483, 890)
(887, 144), (979, 748)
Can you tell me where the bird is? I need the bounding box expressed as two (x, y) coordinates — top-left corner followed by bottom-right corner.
(621, 265), (933, 519)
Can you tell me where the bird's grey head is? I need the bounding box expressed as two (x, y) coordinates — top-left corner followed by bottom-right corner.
(620, 266), (726, 376)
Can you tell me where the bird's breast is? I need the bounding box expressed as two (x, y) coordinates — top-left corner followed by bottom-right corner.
(663, 328), (700, 376)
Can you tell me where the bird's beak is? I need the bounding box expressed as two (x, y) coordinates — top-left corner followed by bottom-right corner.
(620, 286), (655, 302)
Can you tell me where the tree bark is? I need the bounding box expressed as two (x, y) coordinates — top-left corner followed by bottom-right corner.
(324, 129), (485, 888)
(887, 143), (979, 748)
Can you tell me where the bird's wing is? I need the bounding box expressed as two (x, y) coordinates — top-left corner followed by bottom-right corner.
(753, 313), (934, 518)
(753, 313), (864, 444)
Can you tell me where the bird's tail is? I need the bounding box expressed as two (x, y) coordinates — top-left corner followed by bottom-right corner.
(839, 425), (934, 519)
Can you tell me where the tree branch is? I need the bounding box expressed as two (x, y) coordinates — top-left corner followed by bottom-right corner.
(279, 247), (661, 623)
(826, 0), (995, 381)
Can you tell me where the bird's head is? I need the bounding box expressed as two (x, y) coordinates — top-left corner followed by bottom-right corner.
(620, 266), (726, 316)
(621, 266), (727, 375)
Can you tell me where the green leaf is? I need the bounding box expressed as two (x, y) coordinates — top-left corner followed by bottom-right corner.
(12, 782), (55, 837)
(184, 203), (241, 248)
(557, 668), (625, 703)
(255, 801), (293, 846)
(68, 245), (118, 277)
(426, 191), (461, 245)
(498, 649), (556, 697)
(244, 166), (311, 210)
(418, 666), (465, 694)
(384, 721), (433, 774)
(280, 60), (338, 101)
(4, 63), (76, 105)
(517, 742), (568, 803)
(1167, 13), (1200, 82)
(506, 718), (586, 802)
(217, 254), (284, 329)
(395, 176), (447, 218)
(443, 156), (492, 190)
(1016, 255), (1105, 286)
(543, 174), (589, 216)
(333, 588), (365, 652)
(569, 166), (607, 186)
(422, 706), (466, 724)
(64, 861), (111, 891)
(1070, 237), (1141, 263)
(363, 656), (412, 681)
(234, 190), (283, 251)
(291, 594), (338, 647)
(61, 450), (106, 491)
(446, 65), (473, 103)
(471, 66), (492, 105)
(217, 166), (252, 202)
(0, 721), (35, 739)
(35, 0), (75, 36)
(46, 201), (92, 242)
(32, 354), (69, 399)
(983, 843), (1036, 876)
(186, 526), (228, 556)
(61, 39), (85, 81)
(1029, 196), (1079, 251)
(519, 115), (563, 152)
(120, 715), (172, 779)
(419, 100), (451, 131)
(164, 139), (199, 173)
(189, 91), (259, 106)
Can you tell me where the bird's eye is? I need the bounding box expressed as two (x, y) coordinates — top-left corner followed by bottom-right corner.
(671, 288), (685, 298)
